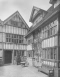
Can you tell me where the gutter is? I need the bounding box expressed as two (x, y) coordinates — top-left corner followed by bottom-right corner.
(26, 7), (60, 37)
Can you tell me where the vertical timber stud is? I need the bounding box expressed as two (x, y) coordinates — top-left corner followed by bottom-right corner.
(58, 10), (60, 77)
(2, 26), (4, 65)
(12, 44), (14, 64)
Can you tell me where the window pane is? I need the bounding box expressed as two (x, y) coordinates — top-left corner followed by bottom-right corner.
(55, 26), (57, 34)
(50, 48), (53, 59)
(54, 36), (58, 46)
(14, 51), (16, 56)
(54, 48), (57, 60)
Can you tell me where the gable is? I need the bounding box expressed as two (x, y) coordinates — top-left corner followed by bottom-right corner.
(0, 19), (3, 25)
(11, 14), (21, 22)
(3, 11), (29, 29)
(29, 6), (47, 23)
(33, 8), (40, 18)
(29, 6), (40, 22)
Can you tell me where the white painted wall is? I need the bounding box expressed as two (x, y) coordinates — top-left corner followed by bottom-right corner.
(27, 44), (32, 50)
(3, 43), (27, 50)
(0, 33), (3, 42)
(42, 36), (58, 48)
(0, 50), (3, 57)
(0, 26), (2, 32)
(3, 25), (27, 35)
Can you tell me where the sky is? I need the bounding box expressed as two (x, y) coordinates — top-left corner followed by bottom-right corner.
(0, 0), (51, 27)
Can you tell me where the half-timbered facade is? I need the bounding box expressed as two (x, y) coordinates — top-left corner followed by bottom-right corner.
(26, 0), (60, 77)
(0, 11), (29, 65)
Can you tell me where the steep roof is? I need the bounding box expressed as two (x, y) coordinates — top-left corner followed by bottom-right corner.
(26, 4), (60, 37)
(0, 19), (3, 25)
(47, 5), (54, 12)
(29, 6), (47, 22)
(29, 6), (40, 22)
(3, 11), (29, 29)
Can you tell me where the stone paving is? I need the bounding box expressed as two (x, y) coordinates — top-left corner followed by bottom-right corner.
(0, 64), (48, 77)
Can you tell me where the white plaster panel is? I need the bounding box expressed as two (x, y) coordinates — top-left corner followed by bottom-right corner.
(4, 44), (6, 49)
(14, 27), (16, 34)
(51, 37), (54, 47)
(0, 50), (3, 57)
(14, 44), (17, 49)
(19, 28), (21, 35)
(48, 39), (50, 47)
(45, 40), (47, 48)
(0, 26), (2, 32)
(16, 45), (19, 49)
(0, 43), (2, 49)
(5, 44), (9, 49)
(54, 36), (58, 46)
(0, 33), (2, 42)
(50, 38), (51, 47)
(16, 27), (18, 34)
(6, 26), (9, 33)
(8, 26), (11, 33)
(27, 45), (32, 50)
(3, 26), (6, 32)
(43, 40), (45, 48)
(10, 44), (13, 49)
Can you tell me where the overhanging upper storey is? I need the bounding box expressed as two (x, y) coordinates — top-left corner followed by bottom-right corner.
(0, 19), (3, 25)
(3, 11), (29, 29)
(25, 4), (60, 37)
(29, 6), (40, 23)
(29, 6), (47, 24)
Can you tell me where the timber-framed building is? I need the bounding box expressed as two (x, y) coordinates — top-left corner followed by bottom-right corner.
(0, 11), (29, 65)
(25, 0), (60, 77)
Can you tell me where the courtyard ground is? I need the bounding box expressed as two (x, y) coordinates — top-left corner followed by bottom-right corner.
(0, 64), (48, 77)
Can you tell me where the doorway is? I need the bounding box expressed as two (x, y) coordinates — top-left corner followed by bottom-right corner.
(4, 50), (12, 64)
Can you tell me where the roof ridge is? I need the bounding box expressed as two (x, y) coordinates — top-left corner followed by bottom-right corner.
(47, 5), (54, 12)
(33, 6), (40, 10)
(3, 11), (19, 23)
(26, 4), (60, 37)
(3, 11), (29, 29)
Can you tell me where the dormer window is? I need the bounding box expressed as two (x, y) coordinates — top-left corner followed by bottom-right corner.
(33, 14), (43, 27)
(49, 0), (57, 4)
(49, 0), (60, 8)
